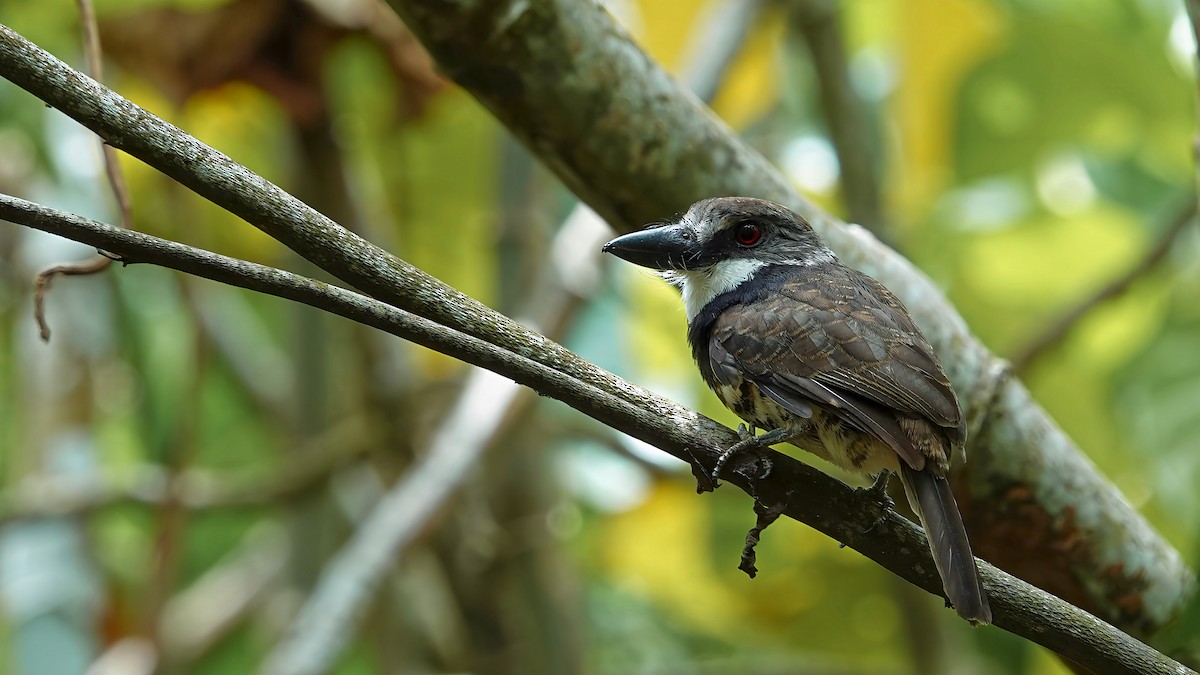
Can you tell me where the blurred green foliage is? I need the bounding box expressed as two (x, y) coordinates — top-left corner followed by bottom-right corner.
(0, 0), (1198, 673)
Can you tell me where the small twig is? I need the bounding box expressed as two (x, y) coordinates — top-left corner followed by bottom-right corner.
(739, 497), (785, 578)
(32, 255), (113, 340)
(76, 0), (132, 230)
(1010, 200), (1197, 375)
(33, 0), (132, 342)
(75, 0), (103, 81)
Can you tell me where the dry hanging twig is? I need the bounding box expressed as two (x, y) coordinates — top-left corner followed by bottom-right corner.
(33, 0), (133, 341)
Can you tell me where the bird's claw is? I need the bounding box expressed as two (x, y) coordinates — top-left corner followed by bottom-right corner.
(736, 423), (755, 442)
(713, 425), (791, 488)
(711, 424), (759, 488)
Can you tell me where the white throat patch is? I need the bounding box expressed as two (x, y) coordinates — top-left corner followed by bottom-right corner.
(665, 251), (836, 323)
(666, 258), (768, 322)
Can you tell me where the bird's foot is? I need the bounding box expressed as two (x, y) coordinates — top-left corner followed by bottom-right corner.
(712, 425), (791, 488)
(858, 469), (895, 534)
(864, 469), (895, 510)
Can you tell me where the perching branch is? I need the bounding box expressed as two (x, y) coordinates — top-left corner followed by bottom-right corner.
(0, 194), (1195, 675)
(0, 22), (684, 456)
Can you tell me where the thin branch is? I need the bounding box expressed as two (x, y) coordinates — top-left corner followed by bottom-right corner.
(0, 21), (701, 498)
(75, 0), (104, 81)
(32, 256), (114, 340)
(0, 194), (1194, 675)
(76, 0), (132, 232)
(33, 0), (131, 341)
(1011, 200), (1198, 375)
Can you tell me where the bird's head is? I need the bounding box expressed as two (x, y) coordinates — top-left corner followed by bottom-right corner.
(602, 197), (836, 319)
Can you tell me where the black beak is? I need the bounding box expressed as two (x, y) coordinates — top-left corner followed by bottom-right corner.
(601, 223), (701, 271)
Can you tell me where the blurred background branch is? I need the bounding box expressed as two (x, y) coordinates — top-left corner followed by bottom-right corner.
(1011, 199), (1198, 375)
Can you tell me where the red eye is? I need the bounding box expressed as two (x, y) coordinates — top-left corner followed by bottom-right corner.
(734, 222), (762, 246)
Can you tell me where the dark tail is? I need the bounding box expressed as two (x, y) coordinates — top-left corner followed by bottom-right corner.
(898, 464), (992, 625)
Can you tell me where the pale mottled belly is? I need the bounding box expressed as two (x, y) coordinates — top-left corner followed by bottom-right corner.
(711, 376), (898, 477)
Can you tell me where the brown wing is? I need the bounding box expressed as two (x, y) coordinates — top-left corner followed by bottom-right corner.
(709, 264), (964, 471)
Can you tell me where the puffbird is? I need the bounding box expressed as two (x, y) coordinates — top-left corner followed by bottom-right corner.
(602, 197), (991, 624)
